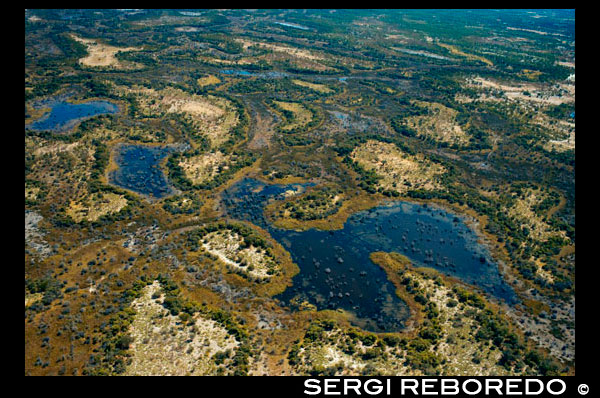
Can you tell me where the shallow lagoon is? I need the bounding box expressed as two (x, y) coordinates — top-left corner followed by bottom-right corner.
(108, 144), (182, 198)
(222, 178), (517, 332)
(26, 98), (119, 133)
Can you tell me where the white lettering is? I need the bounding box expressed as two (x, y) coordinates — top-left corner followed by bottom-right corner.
(441, 379), (459, 395)
(344, 379), (362, 396)
(525, 379), (544, 395)
(463, 379), (482, 395)
(304, 379), (321, 395)
(547, 379), (566, 396)
(506, 379), (522, 395)
(324, 379), (341, 395)
(401, 379), (419, 395)
(485, 379), (503, 395)
(364, 379), (383, 395)
(422, 379), (438, 395)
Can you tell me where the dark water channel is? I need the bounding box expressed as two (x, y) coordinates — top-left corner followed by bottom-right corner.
(222, 178), (516, 332)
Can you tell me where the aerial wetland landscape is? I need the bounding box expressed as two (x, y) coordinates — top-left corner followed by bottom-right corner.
(25, 9), (575, 376)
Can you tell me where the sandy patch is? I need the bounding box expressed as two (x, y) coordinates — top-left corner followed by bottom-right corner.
(125, 281), (239, 376)
(404, 101), (469, 146)
(201, 230), (278, 280)
(292, 79), (333, 94)
(236, 38), (323, 61)
(34, 142), (80, 156)
(351, 140), (445, 194)
(197, 75), (221, 87)
(71, 35), (142, 69)
(115, 86), (239, 148)
(66, 192), (128, 222)
(179, 151), (232, 185)
(466, 76), (574, 106)
(273, 101), (312, 131)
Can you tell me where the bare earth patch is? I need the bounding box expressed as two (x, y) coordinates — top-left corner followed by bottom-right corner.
(125, 281), (239, 376)
(71, 35), (142, 69)
(197, 74), (221, 87)
(351, 140), (446, 194)
(292, 79), (333, 94)
(201, 230), (279, 280)
(404, 101), (469, 146)
(66, 192), (128, 222)
(179, 151), (232, 185)
(115, 86), (238, 148)
(505, 188), (567, 243)
(465, 76), (574, 106)
(273, 101), (312, 131)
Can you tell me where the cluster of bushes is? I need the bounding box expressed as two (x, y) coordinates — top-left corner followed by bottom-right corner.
(390, 116), (417, 137)
(168, 150), (256, 192)
(187, 222), (273, 253)
(161, 195), (203, 215)
(156, 275), (253, 375)
(52, 141), (137, 228)
(218, 94), (249, 154)
(282, 186), (343, 220)
(25, 179), (47, 206)
(25, 277), (64, 307)
(83, 278), (152, 375)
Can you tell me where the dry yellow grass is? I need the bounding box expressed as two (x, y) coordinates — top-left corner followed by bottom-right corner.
(66, 192), (128, 222)
(25, 186), (40, 202)
(273, 101), (312, 131)
(370, 252), (520, 376)
(292, 79), (333, 93)
(405, 101), (469, 145)
(125, 281), (239, 376)
(27, 139), (96, 205)
(197, 56), (252, 66)
(179, 151), (232, 185)
(505, 188), (567, 243)
(197, 75), (221, 87)
(201, 230), (279, 280)
(71, 35), (142, 69)
(351, 140), (445, 194)
(466, 76), (574, 106)
(437, 42), (493, 66)
(236, 38), (322, 61)
(25, 292), (43, 308)
(114, 86), (239, 148)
